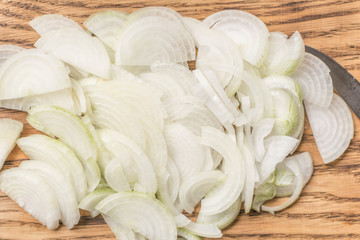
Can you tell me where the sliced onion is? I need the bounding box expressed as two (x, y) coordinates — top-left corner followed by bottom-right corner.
(197, 197), (241, 229)
(0, 44), (25, 66)
(0, 49), (71, 100)
(102, 214), (141, 240)
(252, 118), (275, 162)
(71, 79), (87, 115)
(84, 10), (128, 50)
(239, 144), (256, 213)
(305, 94), (354, 164)
(183, 222), (222, 238)
(179, 170), (224, 214)
(0, 118), (23, 170)
(263, 75), (303, 102)
(292, 52), (333, 108)
(26, 106), (100, 192)
(19, 160), (80, 229)
(0, 167), (61, 229)
(30, 14), (84, 36)
(200, 127), (245, 215)
(35, 28), (111, 79)
(128, 6), (183, 23)
(104, 158), (131, 192)
(16, 134), (87, 202)
(260, 31), (304, 76)
(166, 157), (181, 203)
(96, 191), (177, 240)
(203, 10), (269, 67)
(79, 188), (116, 217)
(177, 228), (202, 240)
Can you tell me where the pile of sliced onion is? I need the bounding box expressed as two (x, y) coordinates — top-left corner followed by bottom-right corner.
(0, 6), (354, 240)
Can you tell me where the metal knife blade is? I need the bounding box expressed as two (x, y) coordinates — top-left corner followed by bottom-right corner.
(305, 45), (360, 119)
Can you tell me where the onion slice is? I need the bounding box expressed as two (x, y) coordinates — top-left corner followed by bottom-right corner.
(0, 44), (25, 66)
(79, 188), (116, 217)
(30, 14), (84, 36)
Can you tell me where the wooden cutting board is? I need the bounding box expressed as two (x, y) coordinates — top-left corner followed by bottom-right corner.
(1, 0), (360, 239)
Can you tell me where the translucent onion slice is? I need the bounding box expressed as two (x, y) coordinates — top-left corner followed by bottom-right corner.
(262, 157), (304, 213)
(252, 118), (275, 162)
(79, 188), (116, 217)
(203, 10), (269, 67)
(19, 160), (80, 229)
(35, 28), (111, 79)
(260, 31), (304, 76)
(0, 49), (71, 100)
(183, 222), (222, 238)
(84, 10), (128, 50)
(115, 16), (195, 65)
(0, 44), (25, 66)
(16, 134), (87, 202)
(99, 129), (158, 194)
(177, 228), (202, 240)
(96, 192), (177, 240)
(166, 157), (181, 203)
(276, 152), (313, 197)
(305, 94), (354, 164)
(128, 6), (183, 23)
(292, 52), (333, 108)
(0, 88), (77, 114)
(262, 75), (303, 102)
(0, 118), (23, 170)
(197, 197), (241, 230)
(200, 127), (245, 215)
(26, 106), (100, 192)
(30, 14), (84, 36)
(104, 158), (131, 192)
(239, 144), (256, 213)
(102, 214), (139, 240)
(179, 170), (224, 214)
(0, 168), (61, 229)
(71, 79), (87, 115)
(257, 136), (299, 184)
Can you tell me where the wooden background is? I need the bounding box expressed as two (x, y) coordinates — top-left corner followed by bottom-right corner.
(1, 0), (360, 239)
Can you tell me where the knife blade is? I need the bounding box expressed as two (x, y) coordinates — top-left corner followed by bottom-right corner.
(305, 45), (360, 119)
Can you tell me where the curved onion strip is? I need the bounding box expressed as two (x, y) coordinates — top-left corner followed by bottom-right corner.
(96, 192), (177, 240)
(0, 119), (23, 170)
(99, 129), (157, 194)
(115, 16), (195, 65)
(84, 10), (128, 50)
(305, 94), (354, 164)
(19, 160), (80, 229)
(177, 228), (202, 240)
(262, 158), (303, 213)
(0, 49), (71, 100)
(102, 214), (138, 240)
(258, 136), (299, 184)
(179, 170), (224, 214)
(292, 52), (333, 108)
(104, 158), (131, 192)
(260, 31), (304, 76)
(30, 14), (84, 36)
(239, 144), (256, 213)
(0, 168), (61, 229)
(16, 134), (87, 202)
(35, 28), (111, 79)
(128, 6), (183, 23)
(252, 118), (275, 162)
(184, 222), (222, 238)
(263, 75), (303, 102)
(164, 123), (207, 181)
(203, 10), (269, 67)
(67, 64), (90, 80)
(27, 106), (100, 192)
(71, 79), (87, 115)
(79, 188), (116, 217)
(166, 157), (181, 203)
(200, 127), (245, 215)
(197, 197), (241, 230)
(276, 152), (313, 197)
(0, 44), (25, 66)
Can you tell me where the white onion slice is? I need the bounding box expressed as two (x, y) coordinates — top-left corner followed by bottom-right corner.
(104, 158), (131, 192)
(128, 6), (183, 23)
(0, 49), (71, 100)
(262, 157), (304, 213)
(17, 134), (87, 202)
(102, 214), (140, 240)
(252, 118), (275, 162)
(0, 44), (25, 66)
(166, 157), (181, 203)
(183, 222), (222, 238)
(305, 94), (354, 163)
(30, 14), (84, 36)
(71, 79), (87, 115)
(19, 160), (80, 229)
(239, 144), (256, 213)
(200, 127), (245, 215)
(0, 118), (23, 170)
(96, 192), (177, 240)
(79, 188), (116, 217)
(0, 168), (61, 229)
(203, 10), (269, 66)
(179, 170), (224, 214)
(84, 10), (128, 50)
(263, 75), (303, 101)
(26, 106), (100, 192)
(35, 28), (111, 79)
(197, 197), (241, 229)
(177, 228), (202, 240)
(260, 31), (304, 76)
(292, 52), (333, 108)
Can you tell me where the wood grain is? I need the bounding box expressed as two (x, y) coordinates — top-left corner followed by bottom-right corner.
(1, 0), (360, 239)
